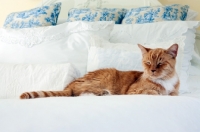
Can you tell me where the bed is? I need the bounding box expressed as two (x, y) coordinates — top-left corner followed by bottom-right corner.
(0, 0), (200, 132)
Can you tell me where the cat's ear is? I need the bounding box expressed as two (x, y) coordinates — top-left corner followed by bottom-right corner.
(138, 44), (151, 55)
(167, 44), (178, 58)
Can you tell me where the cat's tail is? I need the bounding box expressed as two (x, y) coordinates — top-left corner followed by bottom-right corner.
(20, 88), (72, 99)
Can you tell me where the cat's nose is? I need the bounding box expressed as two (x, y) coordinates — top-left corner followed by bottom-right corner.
(151, 70), (156, 72)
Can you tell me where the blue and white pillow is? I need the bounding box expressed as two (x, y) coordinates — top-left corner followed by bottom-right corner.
(3, 3), (62, 29)
(122, 4), (189, 24)
(67, 8), (127, 24)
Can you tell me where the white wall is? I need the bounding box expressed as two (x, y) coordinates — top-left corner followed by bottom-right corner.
(0, 0), (41, 27)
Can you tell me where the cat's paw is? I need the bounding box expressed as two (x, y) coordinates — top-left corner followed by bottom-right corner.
(102, 90), (111, 96)
(169, 91), (178, 96)
(146, 90), (159, 95)
(20, 93), (31, 99)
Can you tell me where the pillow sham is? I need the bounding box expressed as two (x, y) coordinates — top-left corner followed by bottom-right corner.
(73, 0), (196, 22)
(0, 21), (114, 76)
(109, 21), (200, 92)
(3, 3), (62, 29)
(0, 63), (79, 99)
(87, 36), (185, 92)
(122, 4), (189, 24)
(67, 8), (127, 24)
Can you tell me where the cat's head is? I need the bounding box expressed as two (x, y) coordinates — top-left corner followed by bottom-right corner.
(138, 44), (178, 80)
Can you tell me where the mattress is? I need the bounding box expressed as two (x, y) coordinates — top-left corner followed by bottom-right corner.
(0, 95), (200, 132)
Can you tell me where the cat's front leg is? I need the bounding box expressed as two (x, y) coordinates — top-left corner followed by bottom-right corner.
(142, 89), (160, 95)
(169, 91), (178, 96)
(169, 86), (179, 96)
(127, 89), (160, 95)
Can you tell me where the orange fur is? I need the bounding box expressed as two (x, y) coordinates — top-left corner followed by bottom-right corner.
(20, 44), (180, 99)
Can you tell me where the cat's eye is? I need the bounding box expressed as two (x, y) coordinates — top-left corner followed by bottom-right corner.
(146, 62), (151, 65)
(156, 63), (162, 68)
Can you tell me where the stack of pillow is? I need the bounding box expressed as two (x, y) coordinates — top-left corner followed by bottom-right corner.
(3, 2), (197, 28)
(0, 20), (114, 98)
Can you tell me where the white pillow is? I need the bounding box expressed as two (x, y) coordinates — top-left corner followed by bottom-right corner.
(0, 63), (79, 99)
(74, 0), (161, 8)
(87, 36), (186, 92)
(110, 21), (199, 44)
(88, 44), (183, 74)
(0, 21), (114, 76)
(186, 9), (198, 20)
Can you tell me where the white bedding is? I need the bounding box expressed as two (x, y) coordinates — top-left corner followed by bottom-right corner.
(0, 95), (200, 132)
(181, 75), (200, 99)
(1, 0), (200, 131)
(0, 21), (199, 132)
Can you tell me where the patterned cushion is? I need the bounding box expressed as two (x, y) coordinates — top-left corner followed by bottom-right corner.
(122, 4), (189, 24)
(3, 3), (62, 29)
(67, 8), (127, 24)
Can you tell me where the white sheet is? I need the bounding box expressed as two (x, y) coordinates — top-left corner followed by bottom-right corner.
(181, 64), (200, 98)
(181, 76), (200, 99)
(0, 95), (200, 132)
(182, 53), (200, 97)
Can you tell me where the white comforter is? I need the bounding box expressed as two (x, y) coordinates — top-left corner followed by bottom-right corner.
(0, 95), (200, 132)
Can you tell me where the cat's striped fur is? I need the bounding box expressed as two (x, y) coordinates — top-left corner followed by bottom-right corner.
(20, 44), (180, 99)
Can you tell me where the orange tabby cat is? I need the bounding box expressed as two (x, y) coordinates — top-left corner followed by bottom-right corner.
(20, 44), (179, 99)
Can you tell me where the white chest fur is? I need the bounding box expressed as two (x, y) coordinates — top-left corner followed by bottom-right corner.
(154, 74), (179, 94)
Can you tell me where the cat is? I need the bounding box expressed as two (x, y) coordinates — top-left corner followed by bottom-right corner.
(20, 44), (179, 99)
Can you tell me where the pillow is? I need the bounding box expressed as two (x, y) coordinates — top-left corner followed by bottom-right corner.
(3, 3), (62, 29)
(74, 0), (162, 8)
(0, 21), (114, 76)
(87, 36), (185, 93)
(186, 9), (198, 21)
(122, 4), (189, 24)
(109, 21), (200, 92)
(67, 8), (127, 24)
(0, 63), (79, 99)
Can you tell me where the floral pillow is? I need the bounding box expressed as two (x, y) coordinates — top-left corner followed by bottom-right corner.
(122, 4), (189, 24)
(3, 3), (62, 29)
(67, 8), (127, 24)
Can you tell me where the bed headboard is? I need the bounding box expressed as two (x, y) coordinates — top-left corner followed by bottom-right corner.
(39, 0), (162, 22)
(40, 0), (162, 6)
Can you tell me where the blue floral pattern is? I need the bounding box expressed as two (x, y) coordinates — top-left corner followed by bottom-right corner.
(67, 8), (127, 24)
(3, 3), (62, 29)
(122, 4), (189, 24)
